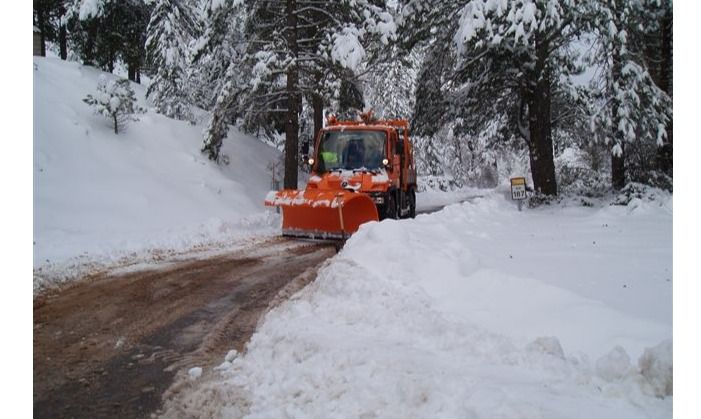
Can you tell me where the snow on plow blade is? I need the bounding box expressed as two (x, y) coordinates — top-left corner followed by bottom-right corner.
(265, 189), (379, 239)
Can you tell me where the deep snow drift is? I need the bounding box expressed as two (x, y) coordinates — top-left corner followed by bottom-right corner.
(33, 57), (281, 291)
(166, 190), (672, 418)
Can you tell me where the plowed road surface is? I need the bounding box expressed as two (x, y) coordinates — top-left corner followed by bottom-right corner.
(33, 197), (479, 418)
(34, 238), (336, 418)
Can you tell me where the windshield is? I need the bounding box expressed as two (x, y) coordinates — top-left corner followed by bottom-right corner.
(316, 130), (387, 172)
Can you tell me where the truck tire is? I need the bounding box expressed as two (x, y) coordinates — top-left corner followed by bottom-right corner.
(408, 189), (416, 218)
(382, 191), (397, 220)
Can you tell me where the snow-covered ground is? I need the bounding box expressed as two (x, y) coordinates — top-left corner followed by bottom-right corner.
(33, 55), (673, 419)
(33, 57), (281, 291)
(169, 190), (672, 418)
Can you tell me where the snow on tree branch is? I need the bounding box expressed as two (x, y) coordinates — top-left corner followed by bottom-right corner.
(78, 0), (108, 20)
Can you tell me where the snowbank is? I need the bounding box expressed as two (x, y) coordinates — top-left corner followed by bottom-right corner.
(33, 57), (281, 290)
(165, 192), (672, 418)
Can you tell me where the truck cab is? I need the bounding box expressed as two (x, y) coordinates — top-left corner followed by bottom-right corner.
(310, 120), (416, 219)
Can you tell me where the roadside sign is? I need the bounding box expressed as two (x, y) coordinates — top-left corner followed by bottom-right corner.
(510, 177), (527, 200)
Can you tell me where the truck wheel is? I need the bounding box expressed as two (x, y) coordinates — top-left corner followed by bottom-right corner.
(408, 189), (416, 218)
(383, 191), (397, 220)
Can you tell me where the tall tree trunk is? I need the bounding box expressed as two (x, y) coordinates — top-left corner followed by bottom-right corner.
(84, 21), (98, 66)
(657, 2), (673, 96)
(657, 2), (673, 175)
(59, 4), (67, 60)
(283, 0), (299, 190)
(611, 143), (625, 189)
(526, 35), (557, 196)
(312, 93), (324, 146)
(527, 84), (557, 195)
(128, 60), (142, 83)
(37, 7), (47, 56)
(128, 63), (136, 82)
(610, 5), (626, 190)
(59, 24), (67, 59)
(610, 102), (626, 189)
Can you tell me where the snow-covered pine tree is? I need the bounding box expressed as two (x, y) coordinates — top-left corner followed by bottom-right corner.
(410, 37), (455, 138)
(66, 0), (110, 66)
(585, 0), (672, 190)
(400, 0), (588, 196)
(198, 0), (250, 162)
(34, 0), (54, 57)
(145, 0), (201, 122)
(201, 0), (397, 190)
(33, 0), (71, 59)
(119, 0), (152, 83)
(67, 0), (151, 81)
(189, 0), (247, 111)
(83, 76), (146, 134)
(642, 0), (672, 177)
(363, 46), (422, 120)
(201, 61), (248, 161)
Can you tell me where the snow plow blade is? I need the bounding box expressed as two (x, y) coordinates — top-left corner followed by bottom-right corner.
(265, 189), (379, 239)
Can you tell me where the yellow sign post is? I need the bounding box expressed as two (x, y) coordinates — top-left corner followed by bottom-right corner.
(510, 177), (527, 210)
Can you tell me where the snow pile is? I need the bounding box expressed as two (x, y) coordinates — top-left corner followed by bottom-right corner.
(638, 339), (673, 398)
(33, 57), (280, 289)
(416, 185), (484, 212)
(611, 183), (673, 213)
(167, 192), (671, 418)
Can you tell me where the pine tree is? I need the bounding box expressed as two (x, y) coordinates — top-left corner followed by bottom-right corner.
(83, 76), (146, 134)
(200, 0), (397, 190)
(67, 0), (110, 67)
(198, 0), (250, 161)
(34, 0), (71, 58)
(363, 46), (422, 120)
(146, 0), (200, 121)
(189, 0), (247, 111)
(120, 0), (152, 83)
(400, 0), (587, 195)
(67, 0), (151, 80)
(646, 0), (672, 176)
(410, 38), (455, 137)
(585, 0), (672, 189)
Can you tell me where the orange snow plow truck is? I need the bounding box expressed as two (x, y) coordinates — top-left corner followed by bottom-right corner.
(265, 113), (417, 240)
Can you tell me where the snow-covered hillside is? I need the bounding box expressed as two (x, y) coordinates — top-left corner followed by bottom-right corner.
(33, 57), (280, 287)
(166, 191), (672, 418)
